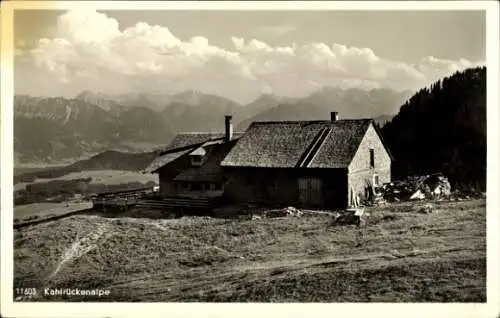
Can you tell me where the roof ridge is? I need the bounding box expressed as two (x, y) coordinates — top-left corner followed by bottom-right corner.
(175, 132), (223, 135)
(175, 131), (246, 135)
(250, 118), (373, 125)
(251, 120), (329, 126)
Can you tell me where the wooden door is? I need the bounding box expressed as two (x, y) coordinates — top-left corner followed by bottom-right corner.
(298, 177), (323, 207)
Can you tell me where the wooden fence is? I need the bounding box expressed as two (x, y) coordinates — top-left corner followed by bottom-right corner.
(135, 197), (215, 210)
(91, 187), (157, 210)
(91, 186), (218, 212)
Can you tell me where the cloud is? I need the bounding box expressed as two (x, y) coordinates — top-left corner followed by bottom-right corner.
(20, 9), (484, 103)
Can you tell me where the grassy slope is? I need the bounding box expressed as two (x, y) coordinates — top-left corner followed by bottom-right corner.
(14, 202), (93, 223)
(14, 199), (486, 302)
(14, 170), (157, 191)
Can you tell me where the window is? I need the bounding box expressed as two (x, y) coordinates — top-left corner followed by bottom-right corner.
(189, 147), (206, 166)
(190, 155), (203, 166)
(205, 183), (223, 191)
(369, 149), (375, 168)
(180, 182), (189, 190)
(373, 175), (379, 186)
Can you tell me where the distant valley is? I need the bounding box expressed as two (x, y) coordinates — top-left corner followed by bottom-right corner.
(14, 87), (412, 165)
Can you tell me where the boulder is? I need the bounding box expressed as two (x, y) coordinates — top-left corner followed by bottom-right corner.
(331, 208), (364, 226)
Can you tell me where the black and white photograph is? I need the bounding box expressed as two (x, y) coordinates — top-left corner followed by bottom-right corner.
(1, 1), (499, 317)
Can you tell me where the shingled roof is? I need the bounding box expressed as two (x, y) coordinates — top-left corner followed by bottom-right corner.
(220, 119), (378, 168)
(158, 132), (241, 154)
(145, 132), (244, 173)
(144, 147), (193, 173)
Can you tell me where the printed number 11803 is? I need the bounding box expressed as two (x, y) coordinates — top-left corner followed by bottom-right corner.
(15, 288), (37, 296)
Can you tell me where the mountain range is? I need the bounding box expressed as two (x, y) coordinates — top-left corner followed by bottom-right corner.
(14, 87), (412, 165)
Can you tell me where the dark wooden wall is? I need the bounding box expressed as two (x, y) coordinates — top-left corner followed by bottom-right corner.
(223, 167), (348, 209)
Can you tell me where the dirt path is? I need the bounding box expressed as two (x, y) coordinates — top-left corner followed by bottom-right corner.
(50, 223), (114, 278)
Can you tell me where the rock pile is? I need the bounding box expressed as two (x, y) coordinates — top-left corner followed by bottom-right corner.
(376, 173), (452, 202)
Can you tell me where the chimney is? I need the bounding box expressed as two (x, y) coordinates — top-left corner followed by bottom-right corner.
(331, 112), (339, 121)
(225, 115), (233, 141)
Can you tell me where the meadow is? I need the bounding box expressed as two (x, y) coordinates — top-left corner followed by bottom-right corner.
(14, 202), (93, 224)
(14, 170), (157, 192)
(14, 170), (158, 207)
(13, 199), (486, 302)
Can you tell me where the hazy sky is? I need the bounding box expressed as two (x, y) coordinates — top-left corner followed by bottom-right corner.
(14, 9), (486, 103)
